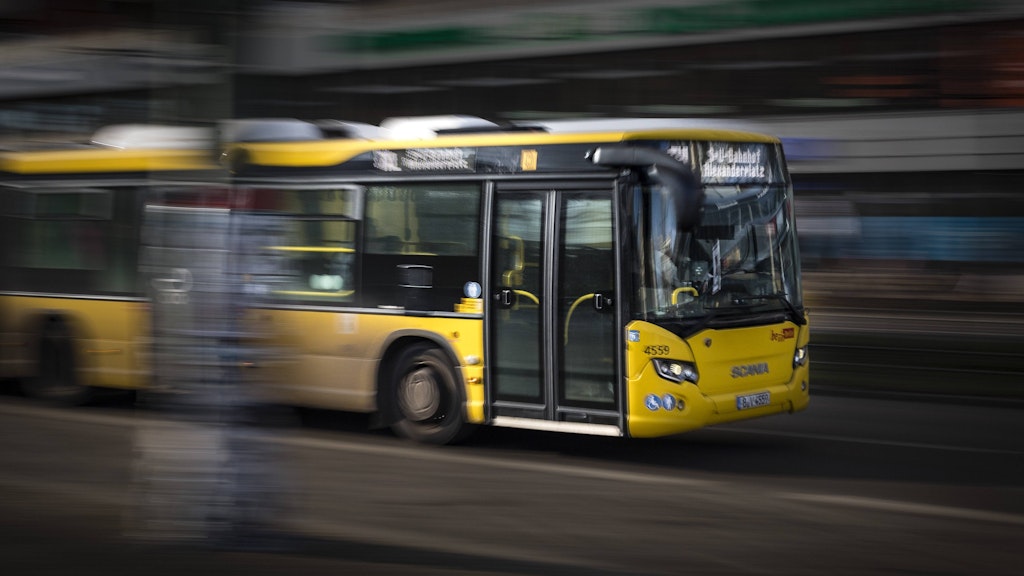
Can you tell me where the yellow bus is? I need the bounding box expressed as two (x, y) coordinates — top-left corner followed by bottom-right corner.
(225, 116), (810, 443)
(0, 125), (219, 403)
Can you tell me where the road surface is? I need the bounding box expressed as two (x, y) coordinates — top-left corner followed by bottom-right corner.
(0, 392), (1021, 575)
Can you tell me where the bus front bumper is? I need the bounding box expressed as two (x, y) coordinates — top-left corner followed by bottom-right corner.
(626, 363), (810, 438)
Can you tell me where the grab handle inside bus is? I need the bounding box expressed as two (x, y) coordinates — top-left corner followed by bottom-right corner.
(587, 145), (704, 232)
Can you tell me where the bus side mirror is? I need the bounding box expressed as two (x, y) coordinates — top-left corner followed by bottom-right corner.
(587, 145), (704, 232)
(647, 164), (703, 232)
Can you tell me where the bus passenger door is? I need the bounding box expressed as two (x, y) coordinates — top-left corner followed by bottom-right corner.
(488, 186), (620, 432)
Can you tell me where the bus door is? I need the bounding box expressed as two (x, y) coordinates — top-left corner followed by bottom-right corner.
(488, 183), (621, 433)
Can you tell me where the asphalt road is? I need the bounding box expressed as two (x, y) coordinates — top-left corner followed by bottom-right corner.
(0, 391), (1022, 576)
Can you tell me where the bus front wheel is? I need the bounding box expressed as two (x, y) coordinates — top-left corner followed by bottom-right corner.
(388, 343), (470, 445)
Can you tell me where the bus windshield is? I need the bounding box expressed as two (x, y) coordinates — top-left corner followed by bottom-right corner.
(630, 142), (803, 326)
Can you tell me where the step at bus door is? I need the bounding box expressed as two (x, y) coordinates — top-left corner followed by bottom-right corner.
(488, 185), (621, 432)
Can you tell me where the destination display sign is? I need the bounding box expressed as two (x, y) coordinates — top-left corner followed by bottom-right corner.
(360, 143), (603, 175)
(696, 142), (774, 185)
(372, 147), (476, 173)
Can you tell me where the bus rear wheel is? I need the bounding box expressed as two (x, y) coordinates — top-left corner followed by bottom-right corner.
(24, 326), (90, 406)
(388, 344), (470, 445)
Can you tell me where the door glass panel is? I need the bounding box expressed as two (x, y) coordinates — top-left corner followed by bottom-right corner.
(559, 194), (616, 406)
(491, 194), (544, 403)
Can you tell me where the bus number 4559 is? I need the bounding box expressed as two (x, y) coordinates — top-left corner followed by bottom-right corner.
(644, 345), (670, 356)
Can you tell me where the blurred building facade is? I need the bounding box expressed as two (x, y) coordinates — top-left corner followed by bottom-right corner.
(233, 0), (1024, 120)
(3, 1), (1023, 129)
(2, 0), (1023, 306)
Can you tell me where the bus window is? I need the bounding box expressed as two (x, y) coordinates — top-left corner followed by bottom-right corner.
(631, 143), (803, 325)
(7, 187), (139, 295)
(364, 183), (481, 311)
(365, 184), (479, 257)
(248, 187), (361, 302)
(15, 189), (112, 271)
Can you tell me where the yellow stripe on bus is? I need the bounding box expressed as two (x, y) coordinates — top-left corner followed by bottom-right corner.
(0, 149), (216, 174)
(266, 246), (356, 253)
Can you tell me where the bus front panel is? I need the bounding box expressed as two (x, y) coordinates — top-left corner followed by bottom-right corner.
(624, 319), (809, 438)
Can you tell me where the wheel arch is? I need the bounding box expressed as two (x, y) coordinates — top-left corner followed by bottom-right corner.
(23, 309), (93, 403)
(28, 310), (84, 366)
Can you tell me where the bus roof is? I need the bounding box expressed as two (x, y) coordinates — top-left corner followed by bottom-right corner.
(0, 126), (221, 176)
(231, 117), (780, 170)
(514, 117), (775, 135)
(0, 124), (219, 176)
(1, 117), (782, 175)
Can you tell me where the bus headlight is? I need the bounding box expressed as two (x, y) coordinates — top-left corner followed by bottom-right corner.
(793, 345), (808, 368)
(652, 359), (699, 385)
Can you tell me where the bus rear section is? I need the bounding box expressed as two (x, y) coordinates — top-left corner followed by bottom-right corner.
(0, 125), (218, 402)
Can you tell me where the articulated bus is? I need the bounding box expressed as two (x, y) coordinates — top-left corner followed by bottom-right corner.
(222, 116), (810, 443)
(0, 126), (218, 403)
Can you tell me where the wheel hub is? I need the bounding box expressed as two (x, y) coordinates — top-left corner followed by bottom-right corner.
(398, 366), (441, 422)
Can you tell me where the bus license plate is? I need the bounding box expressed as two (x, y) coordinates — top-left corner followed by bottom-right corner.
(736, 391), (771, 411)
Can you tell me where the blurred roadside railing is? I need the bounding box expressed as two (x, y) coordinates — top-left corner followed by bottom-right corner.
(802, 266), (1024, 400)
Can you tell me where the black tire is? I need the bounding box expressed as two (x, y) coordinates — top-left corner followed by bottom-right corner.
(23, 326), (91, 406)
(387, 343), (473, 445)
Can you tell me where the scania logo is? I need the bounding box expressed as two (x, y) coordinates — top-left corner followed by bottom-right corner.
(770, 328), (795, 342)
(731, 362), (769, 378)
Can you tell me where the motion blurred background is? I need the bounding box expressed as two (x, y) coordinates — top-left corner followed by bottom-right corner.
(2, 0), (1022, 397)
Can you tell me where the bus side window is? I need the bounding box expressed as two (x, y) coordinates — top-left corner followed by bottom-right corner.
(364, 183), (482, 311)
(9, 189), (141, 294)
(255, 187), (361, 303)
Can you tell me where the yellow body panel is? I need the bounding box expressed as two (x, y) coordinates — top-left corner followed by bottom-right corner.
(0, 148), (215, 174)
(255, 309), (485, 421)
(0, 295), (150, 388)
(625, 319), (810, 438)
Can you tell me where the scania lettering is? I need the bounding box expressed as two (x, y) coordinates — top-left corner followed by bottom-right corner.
(731, 363), (770, 378)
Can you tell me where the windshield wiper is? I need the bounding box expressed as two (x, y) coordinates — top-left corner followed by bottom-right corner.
(732, 293), (805, 325)
(722, 268), (759, 276)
